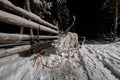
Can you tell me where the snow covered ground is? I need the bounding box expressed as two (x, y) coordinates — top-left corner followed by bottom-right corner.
(0, 41), (120, 80)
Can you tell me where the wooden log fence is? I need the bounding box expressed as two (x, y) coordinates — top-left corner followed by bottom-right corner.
(0, 0), (60, 58)
(0, 10), (58, 34)
(0, 0), (58, 30)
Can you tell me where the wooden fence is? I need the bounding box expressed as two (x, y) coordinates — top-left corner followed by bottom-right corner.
(0, 0), (59, 57)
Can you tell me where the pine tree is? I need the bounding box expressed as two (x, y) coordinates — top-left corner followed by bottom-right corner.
(102, 0), (120, 40)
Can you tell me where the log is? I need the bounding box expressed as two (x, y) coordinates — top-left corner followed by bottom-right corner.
(0, 41), (53, 58)
(0, 0), (58, 30)
(0, 42), (30, 48)
(0, 33), (58, 41)
(0, 10), (58, 34)
(0, 45), (31, 58)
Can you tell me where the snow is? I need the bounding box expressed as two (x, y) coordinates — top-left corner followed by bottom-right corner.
(0, 41), (120, 80)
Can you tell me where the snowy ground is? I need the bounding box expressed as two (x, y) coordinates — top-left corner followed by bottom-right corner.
(0, 41), (120, 80)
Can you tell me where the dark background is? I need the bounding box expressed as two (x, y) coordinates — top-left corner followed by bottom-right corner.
(0, 0), (118, 39)
(67, 0), (111, 38)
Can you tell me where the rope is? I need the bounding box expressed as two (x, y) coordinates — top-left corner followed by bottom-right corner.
(33, 52), (70, 69)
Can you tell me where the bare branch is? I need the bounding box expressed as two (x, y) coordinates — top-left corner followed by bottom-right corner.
(66, 15), (76, 33)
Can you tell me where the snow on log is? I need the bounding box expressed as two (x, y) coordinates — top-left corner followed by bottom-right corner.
(0, 33), (58, 41)
(54, 32), (79, 51)
(0, 0), (58, 30)
(0, 10), (58, 34)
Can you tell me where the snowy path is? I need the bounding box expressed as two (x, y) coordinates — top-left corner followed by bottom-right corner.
(0, 42), (120, 80)
(84, 42), (120, 80)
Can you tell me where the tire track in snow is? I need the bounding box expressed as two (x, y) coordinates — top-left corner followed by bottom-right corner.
(85, 44), (120, 80)
(79, 46), (116, 80)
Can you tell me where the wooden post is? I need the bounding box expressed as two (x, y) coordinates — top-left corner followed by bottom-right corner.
(0, 10), (58, 34)
(0, 0), (58, 30)
(24, 0), (33, 35)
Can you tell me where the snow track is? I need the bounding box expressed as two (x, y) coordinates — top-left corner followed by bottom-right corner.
(0, 42), (120, 80)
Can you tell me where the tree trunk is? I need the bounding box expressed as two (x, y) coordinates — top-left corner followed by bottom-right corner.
(114, 0), (118, 40)
(0, 10), (58, 34)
